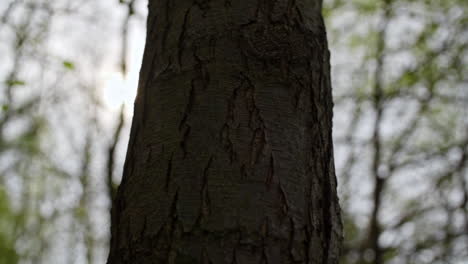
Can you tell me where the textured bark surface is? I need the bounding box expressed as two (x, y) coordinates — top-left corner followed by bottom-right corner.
(107, 0), (342, 263)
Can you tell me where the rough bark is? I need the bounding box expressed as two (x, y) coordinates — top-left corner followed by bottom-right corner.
(107, 0), (342, 263)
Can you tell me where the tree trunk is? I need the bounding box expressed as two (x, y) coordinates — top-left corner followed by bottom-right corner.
(107, 0), (342, 263)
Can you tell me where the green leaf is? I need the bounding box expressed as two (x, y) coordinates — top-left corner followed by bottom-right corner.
(1, 105), (8, 111)
(5, 80), (25, 86)
(399, 71), (419, 87)
(63, 60), (75, 70)
(354, 0), (381, 14)
(0, 187), (19, 264)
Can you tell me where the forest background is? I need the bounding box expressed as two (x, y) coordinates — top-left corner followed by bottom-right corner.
(0, 0), (466, 263)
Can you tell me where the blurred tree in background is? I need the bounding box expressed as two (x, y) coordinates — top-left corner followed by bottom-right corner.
(0, 0), (466, 263)
(325, 0), (468, 263)
(0, 0), (145, 263)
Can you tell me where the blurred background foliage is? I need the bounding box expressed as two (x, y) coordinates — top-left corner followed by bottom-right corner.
(325, 0), (467, 263)
(0, 0), (466, 263)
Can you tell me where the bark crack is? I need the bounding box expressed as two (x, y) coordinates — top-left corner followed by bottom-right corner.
(177, 7), (191, 68)
(165, 152), (173, 192)
(201, 156), (214, 218)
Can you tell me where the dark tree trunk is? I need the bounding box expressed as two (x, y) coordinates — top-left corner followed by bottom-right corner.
(107, 0), (342, 263)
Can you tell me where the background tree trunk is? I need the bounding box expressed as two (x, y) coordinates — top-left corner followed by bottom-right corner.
(107, 0), (342, 263)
